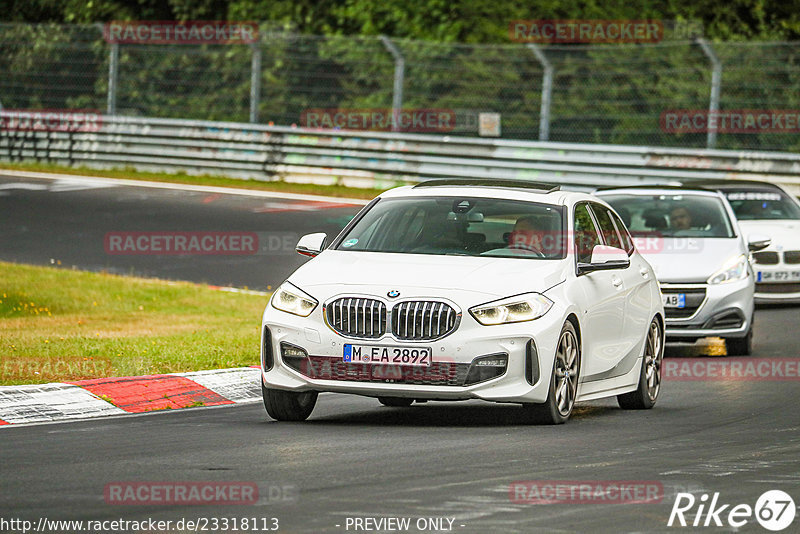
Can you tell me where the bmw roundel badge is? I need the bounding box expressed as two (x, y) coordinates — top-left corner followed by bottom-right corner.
(387, 290), (400, 298)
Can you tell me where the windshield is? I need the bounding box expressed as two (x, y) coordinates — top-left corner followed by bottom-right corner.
(335, 196), (566, 259)
(723, 189), (800, 220)
(599, 193), (735, 238)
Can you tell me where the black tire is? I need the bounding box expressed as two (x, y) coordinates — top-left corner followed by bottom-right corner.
(618, 317), (664, 410)
(262, 383), (317, 421)
(725, 328), (753, 356)
(524, 321), (580, 425)
(378, 397), (414, 407)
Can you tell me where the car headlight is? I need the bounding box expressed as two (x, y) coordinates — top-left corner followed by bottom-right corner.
(469, 293), (553, 326)
(271, 283), (318, 317)
(707, 254), (748, 285)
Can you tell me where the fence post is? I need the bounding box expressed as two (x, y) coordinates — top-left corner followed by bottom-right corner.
(379, 35), (405, 131)
(107, 43), (119, 115)
(697, 38), (722, 149)
(250, 41), (262, 123)
(527, 44), (553, 141)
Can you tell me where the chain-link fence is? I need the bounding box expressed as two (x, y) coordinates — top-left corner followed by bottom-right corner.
(2, 23), (800, 151)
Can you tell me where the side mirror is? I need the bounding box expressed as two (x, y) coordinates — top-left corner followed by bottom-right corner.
(296, 233), (327, 257)
(578, 245), (631, 274)
(747, 234), (771, 252)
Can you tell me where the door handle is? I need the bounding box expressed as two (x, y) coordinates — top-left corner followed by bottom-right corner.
(612, 277), (623, 288)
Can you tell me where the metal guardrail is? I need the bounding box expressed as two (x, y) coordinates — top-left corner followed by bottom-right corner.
(2, 115), (800, 193)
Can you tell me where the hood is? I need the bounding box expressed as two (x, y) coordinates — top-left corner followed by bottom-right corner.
(737, 220), (800, 252)
(635, 237), (746, 283)
(288, 250), (569, 302)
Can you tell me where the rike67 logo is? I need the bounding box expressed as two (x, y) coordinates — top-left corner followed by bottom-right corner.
(668, 490), (796, 531)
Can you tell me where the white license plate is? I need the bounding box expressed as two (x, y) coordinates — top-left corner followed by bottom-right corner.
(758, 270), (800, 283)
(343, 344), (431, 367)
(662, 293), (686, 308)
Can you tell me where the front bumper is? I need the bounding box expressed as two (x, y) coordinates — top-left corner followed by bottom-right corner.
(661, 277), (754, 340)
(260, 302), (565, 404)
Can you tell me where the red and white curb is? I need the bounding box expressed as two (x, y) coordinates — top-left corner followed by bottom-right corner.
(0, 367), (261, 426)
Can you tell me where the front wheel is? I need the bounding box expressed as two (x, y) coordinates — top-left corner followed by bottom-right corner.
(523, 321), (580, 425)
(725, 327), (753, 356)
(618, 317), (664, 410)
(262, 383), (317, 421)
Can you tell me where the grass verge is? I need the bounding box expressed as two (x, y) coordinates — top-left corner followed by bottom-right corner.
(0, 261), (267, 385)
(0, 161), (390, 200)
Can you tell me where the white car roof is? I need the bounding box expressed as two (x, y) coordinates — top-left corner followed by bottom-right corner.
(595, 187), (724, 198)
(379, 183), (600, 207)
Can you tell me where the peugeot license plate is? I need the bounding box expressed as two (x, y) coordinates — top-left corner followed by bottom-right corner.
(662, 293), (686, 308)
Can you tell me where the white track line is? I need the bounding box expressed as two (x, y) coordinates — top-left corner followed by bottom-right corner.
(0, 169), (370, 205)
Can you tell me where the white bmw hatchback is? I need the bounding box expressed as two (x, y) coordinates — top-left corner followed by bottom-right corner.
(260, 180), (664, 424)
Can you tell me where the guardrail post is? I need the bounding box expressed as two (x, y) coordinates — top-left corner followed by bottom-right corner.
(697, 38), (722, 149)
(527, 44), (553, 141)
(379, 35), (405, 132)
(107, 43), (119, 115)
(250, 42), (262, 123)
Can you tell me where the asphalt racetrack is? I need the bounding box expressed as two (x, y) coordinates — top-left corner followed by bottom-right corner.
(0, 173), (364, 289)
(1, 173), (799, 533)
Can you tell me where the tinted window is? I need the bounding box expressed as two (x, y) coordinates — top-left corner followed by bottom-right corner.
(608, 209), (635, 255)
(336, 196), (566, 259)
(574, 203), (602, 264)
(724, 189), (800, 220)
(599, 193), (735, 238)
(590, 203), (623, 250)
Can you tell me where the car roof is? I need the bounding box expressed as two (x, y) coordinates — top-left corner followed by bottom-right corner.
(594, 185), (724, 197)
(682, 179), (786, 192)
(413, 178), (561, 193)
(380, 180), (598, 206)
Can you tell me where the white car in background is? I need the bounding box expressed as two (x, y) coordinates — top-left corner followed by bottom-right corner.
(596, 187), (768, 356)
(260, 180), (664, 424)
(692, 180), (800, 304)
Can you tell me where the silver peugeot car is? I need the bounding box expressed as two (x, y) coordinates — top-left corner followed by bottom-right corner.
(596, 186), (768, 355)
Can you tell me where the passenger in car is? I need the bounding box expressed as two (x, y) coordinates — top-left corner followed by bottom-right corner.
(669, 206), (693, 231)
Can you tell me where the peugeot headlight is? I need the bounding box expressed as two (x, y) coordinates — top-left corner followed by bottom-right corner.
(469, 293), (553, 326)
(271, 283), (318, 317)
(707, 254), (748, 285)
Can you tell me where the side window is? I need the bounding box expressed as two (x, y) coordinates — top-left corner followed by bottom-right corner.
(590, 203), (623, 250)
(608, 210), (635, 255)
(573, 203), (602, 264)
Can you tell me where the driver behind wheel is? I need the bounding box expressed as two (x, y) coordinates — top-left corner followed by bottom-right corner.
(508, 216), (542, 251)
(508, 214), (562, 256)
